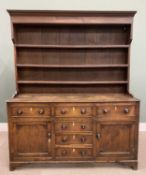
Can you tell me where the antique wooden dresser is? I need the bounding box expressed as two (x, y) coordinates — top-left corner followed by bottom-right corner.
(7, 10), (140, 170)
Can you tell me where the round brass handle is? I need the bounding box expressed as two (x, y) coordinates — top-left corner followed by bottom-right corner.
(61, 109), (67, 115)
(103, 109), (108, 114)
(96, 133), (101, 139)
(61, 150), (67, 156)
(124, 108), (129, 114)
(80, 150), (86, 156)
(81, 124), (86, 129)
(17, 109), (23, 115)
(81, 108), (86, 114)
(61, 124), (67, 130)
(48, 132), (51, 138)
(39, 109), (44, 115)
(62, 136), (68, 142)
(80, 137), (86, 143)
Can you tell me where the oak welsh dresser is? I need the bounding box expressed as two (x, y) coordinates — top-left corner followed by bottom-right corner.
(7, 10), (140, 170)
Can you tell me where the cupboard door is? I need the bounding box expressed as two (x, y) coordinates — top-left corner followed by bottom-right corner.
(9, 118), (52, 161)
(96, 122), (137, 159)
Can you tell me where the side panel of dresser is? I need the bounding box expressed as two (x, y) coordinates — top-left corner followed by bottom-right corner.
(7, 102), (53, 163)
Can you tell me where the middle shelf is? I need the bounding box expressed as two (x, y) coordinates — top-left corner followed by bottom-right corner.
(15, 44), (130, 49)
(16, 64), (128, 68)
(17, 80), (128, 85)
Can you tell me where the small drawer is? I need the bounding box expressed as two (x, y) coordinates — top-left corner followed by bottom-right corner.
(9, 103), (51, 117)
(117, 105), (136, 116)
(55, 120), (93, 132)
(96, 103), (136, 120)
(56, 148), (93, 158)
(55, 106), (92, 117)
(55, 134), (93, 145)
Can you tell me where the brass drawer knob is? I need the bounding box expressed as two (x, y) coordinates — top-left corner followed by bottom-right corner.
(103, 108), (108, 114)
(81, 108), (86, 114)
(96, 133), (101, 139)
(39, 109), (44, 115)
(61, 150), (67, 156)
(17, 109), (23, 115)
(48, 132), (51, 139)
(80, 136), (86, 143)
(80, 150), (86, 156)
(61, 109), (67, 114)
(61, 124), (67, 130)
(62, 136), (68, 142)
(124, 108), (129, 114)
(81, 124), (86, 129)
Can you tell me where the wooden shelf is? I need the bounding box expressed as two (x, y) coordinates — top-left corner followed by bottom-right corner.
(13, 12), (131, 94)
(17, 64), (128, 68)
(15, 44), (130, 49)
(18, 80), (128, 85)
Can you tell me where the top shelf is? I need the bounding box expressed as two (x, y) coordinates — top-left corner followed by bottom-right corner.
(15, 44), (130, 49)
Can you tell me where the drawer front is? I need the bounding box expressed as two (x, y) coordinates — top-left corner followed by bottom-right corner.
(55, 120), (93, 132)
(56, 134), (93, 145)
(96, 103), (136, 120)
(9, 104), (50, 117)
(55, 106), (93, 117)
(56, 148), (93, 158)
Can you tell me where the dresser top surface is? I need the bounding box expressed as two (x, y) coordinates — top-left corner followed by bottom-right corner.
(7, 93), (139, 103)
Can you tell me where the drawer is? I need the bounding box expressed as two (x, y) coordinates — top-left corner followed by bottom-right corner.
(56, 148), (93, 158)
(55, 106), (93, 117)
(55, 134), (93, 145)
(55, 120), (93, 132)
(96, 103), (136, 120)
(9, 103), (51, 117)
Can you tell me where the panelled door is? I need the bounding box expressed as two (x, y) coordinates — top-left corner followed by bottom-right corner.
(9, 118), (52, 161)
(96, 122), (137, 160)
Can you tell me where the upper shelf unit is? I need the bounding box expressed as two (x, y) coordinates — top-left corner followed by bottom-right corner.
(8, 10), (136, 94)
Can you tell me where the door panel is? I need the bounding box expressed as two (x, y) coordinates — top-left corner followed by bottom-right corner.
(10, 118), (52, 161)
(96, 122), (136, 158)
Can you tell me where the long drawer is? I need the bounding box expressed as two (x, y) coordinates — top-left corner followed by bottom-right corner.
(96, 103), (137, 121)
(55, 119), (93, 133)
(54, 105), (94, 117)
(55, 133), (93, 145)
(56, 147), (93, 159)
(8, 103), (51, 117)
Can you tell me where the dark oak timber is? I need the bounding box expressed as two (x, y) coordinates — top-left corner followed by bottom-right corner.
(7, 10), (139, 170)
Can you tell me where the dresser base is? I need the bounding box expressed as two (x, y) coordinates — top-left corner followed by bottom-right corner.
(7, 93), (139, 171)
(9, 160), (138, 171)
